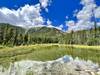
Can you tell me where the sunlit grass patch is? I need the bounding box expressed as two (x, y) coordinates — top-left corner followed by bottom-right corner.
(70, 45), (100, 50)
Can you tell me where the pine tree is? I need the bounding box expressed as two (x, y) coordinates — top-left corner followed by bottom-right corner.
(0, 25), (3, 44)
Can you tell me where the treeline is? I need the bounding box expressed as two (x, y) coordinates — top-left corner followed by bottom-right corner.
(0, 23), (25, 46)
(0, 23), (100, 46)
(0, 23), (61, 46)
(63, 28), (100, 45)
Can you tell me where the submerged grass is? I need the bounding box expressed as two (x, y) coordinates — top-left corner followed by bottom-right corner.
(0, 44), (100, 68)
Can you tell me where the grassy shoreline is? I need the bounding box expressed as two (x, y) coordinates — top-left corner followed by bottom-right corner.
(0, 44), (100, 68)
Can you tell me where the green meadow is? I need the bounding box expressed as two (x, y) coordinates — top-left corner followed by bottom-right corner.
(0, 44), (100, 68)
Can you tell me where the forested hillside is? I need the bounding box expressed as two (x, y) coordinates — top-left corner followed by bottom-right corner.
(0, 23), (100, 46)
(0, 23), (63, 46)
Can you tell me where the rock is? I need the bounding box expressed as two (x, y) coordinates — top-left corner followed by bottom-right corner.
(97, 71), (100, 75)
(55, 55), (73, 64)
(0, 55), (99, 75)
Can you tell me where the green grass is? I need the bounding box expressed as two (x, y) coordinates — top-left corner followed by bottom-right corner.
(0, 44), (100, 68)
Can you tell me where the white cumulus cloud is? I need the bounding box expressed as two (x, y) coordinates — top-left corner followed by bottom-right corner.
(66, 0), (100, 32)
(0, 4), (44, 28)
(0, 0), (52, 28)
(39, 0), (52, 8)
(95, 7), (100, 18)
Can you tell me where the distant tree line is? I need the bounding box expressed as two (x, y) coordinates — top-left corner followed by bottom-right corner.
(0, 23), (100, 46)
(63, 28), (100, 45)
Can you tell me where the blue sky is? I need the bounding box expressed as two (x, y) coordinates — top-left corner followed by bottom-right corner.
(0, 0), (100, 31)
